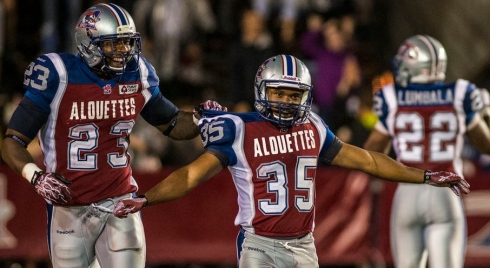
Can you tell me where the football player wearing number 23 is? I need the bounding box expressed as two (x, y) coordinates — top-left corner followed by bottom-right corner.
(364, 35), (490, 268)
(1, 3), (225, 268)
(114, 54), (470, 267)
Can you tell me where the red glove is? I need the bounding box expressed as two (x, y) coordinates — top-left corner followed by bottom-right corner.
(31, 171), (73, 205)
(193, 100), (228, 124)
(424, 170), (470, 196)
(113, 195), (148, 218)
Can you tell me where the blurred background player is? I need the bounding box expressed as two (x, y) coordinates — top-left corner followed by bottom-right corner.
(113, 54), (469, 268)
(1, 3), (225, 268)
(363, 35), (490, 268)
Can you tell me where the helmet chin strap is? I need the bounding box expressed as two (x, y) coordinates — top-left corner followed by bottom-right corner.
(91, 65), (119, 80)
(268, 109), (295, 129)
(101, 52), (137, 77)
(102, 65), (123, 76)
(272, 113), (294, 121)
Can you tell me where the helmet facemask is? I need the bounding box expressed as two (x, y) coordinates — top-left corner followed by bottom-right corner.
(75, 3), (142, 77)
(254, 55), (313, 127)
(96, 32), (141, 76)
(255, 82), (312, 127)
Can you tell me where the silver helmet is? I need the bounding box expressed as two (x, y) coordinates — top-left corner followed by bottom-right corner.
(254, 55), (313, 127)
(74, 3), (141, 75)
(393, 35), (447, 87)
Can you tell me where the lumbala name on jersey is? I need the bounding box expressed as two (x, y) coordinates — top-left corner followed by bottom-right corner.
(69, 98), (136, 120)
(254, 130), (316, 157)
(397, 88), (453, 105)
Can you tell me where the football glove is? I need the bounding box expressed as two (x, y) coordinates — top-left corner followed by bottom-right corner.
(113, 195), (148, 218)
(31, 171), (73, 205)
(193, 100), (228, 125)
(424, 170), (470, 196)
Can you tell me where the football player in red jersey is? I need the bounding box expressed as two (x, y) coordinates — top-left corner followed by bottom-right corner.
(113, 54), (469, 267)
(364, 35), (490, 268)
(1, 3), (225, 268)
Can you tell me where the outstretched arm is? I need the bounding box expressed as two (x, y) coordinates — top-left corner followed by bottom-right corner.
(113, 152), (224, 217)
(158, 110), (200, 140)
(331, 143), (469, 195)
(332, 143), (423, 183)
(145, 152), (223, 205)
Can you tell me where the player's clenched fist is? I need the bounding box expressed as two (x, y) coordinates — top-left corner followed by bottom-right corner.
(31, 171), (73, 205)
(424, 170), (470, 196)
(113, 196), (148, 218)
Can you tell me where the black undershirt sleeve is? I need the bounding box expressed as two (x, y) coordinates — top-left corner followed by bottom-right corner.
(205, 148), (229, 168)
(140, 91), (179, 126)
(8, 97), (49, 140)
(320, 136), (344, 165)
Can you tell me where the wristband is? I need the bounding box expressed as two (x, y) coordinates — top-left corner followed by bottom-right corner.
(4, 134), (28, 148)
(137, 194), (148, 207)
(423, 170), (431, 184)
(21, 163), (42, 183)
(162, 117), (177, 136)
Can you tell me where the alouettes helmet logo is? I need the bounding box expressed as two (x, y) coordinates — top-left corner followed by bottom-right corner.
(76, 10), (101, 30)
(256, 58), (271, 79)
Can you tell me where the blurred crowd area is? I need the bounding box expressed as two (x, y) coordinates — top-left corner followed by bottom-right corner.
(0, 0), (396, 172)
(0, 0), (488, 175)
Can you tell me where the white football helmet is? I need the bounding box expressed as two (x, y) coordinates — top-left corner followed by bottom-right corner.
(254, 55), (313, 127)
(74, 3), (141, 76)
(393, 35), (447, 87)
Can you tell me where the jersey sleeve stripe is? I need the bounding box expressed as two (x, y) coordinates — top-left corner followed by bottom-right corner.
(217, 114), (256, 228)
(308, 112), (327, 151)
(42, 53), (69, 172)
(383, 84), (398, 135)
(454, 79), (470, 130)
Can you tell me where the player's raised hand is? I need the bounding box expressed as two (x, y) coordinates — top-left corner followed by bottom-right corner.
(424, 170), (470, 196)
(113, 196), (148, 218)
(31, 171), (73, 205)
(193, 100), (228, 124)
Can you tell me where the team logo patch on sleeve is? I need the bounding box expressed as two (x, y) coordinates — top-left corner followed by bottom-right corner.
(118, 84), (139, 94)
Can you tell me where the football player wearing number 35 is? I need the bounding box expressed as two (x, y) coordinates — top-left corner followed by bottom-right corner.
(113, 54), (470, 268)
(1, 3), (225, 268)
(364, 35), (490, 268)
